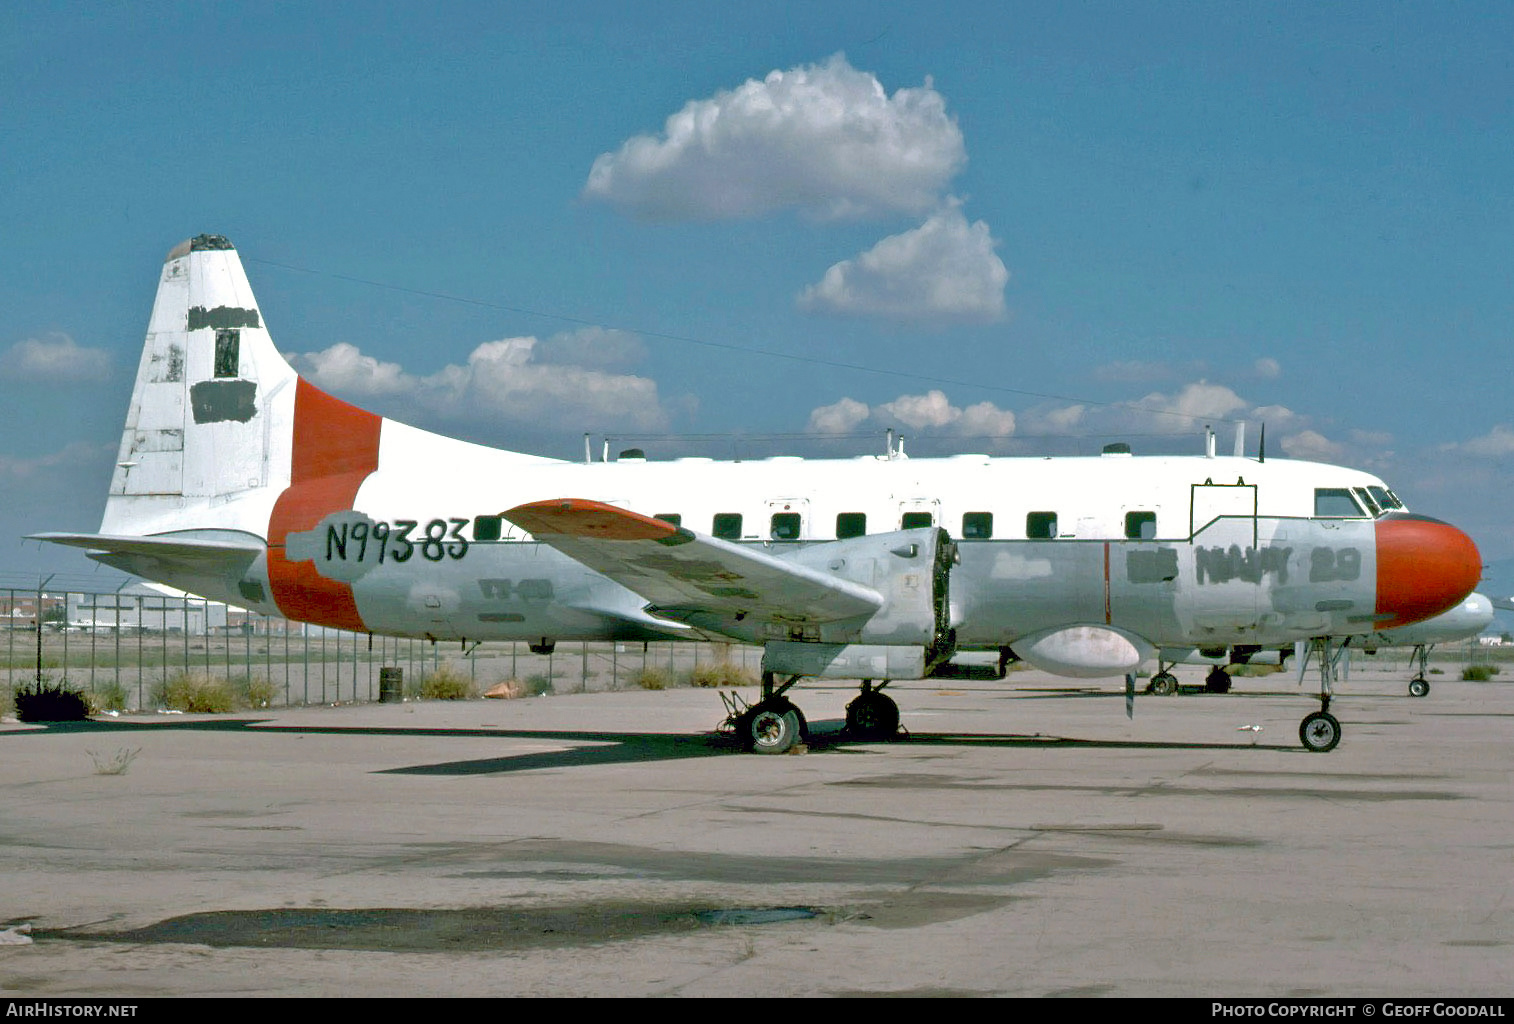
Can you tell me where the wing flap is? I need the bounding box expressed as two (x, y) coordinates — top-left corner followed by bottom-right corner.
(503, 499), (882, 625)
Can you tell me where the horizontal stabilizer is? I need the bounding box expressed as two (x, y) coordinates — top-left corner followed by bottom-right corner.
(29, 532), (263, 576)
(503, 499), (884, 625)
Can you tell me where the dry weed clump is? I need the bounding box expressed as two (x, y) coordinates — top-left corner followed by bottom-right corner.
(418, 665), (477, 700)
(689, 661), (757, 688)
(153, 672), (236, 713)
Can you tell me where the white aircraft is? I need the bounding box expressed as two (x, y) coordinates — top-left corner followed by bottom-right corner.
(1361, 592), (1494, 696)
(1151, 592), (1494, 699)
(33, 236), (1484, 754)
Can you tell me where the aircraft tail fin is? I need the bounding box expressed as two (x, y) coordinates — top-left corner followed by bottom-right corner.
(101, 235), (301, 538)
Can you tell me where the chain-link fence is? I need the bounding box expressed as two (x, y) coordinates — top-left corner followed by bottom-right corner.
(2, 586), (761, 711)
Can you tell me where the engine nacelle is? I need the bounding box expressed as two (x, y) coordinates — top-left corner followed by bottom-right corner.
(1011, 624), (1155, 678)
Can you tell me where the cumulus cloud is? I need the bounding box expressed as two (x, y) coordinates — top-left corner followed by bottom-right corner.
(0, 334), (110, 384)
(808, 397), (870, 434)
(1251, 404), (1298, 425)
(533, 327), (647, 372)
(584, 54), (965, 221)
(1441, 425), (1514, 458)
(292, 331), (676, 435)
(1133, 380), (1249, 425)
(807, 390), (1015, 439)
(877, 390), (962, 430)
(1280, 429), (1346, 461)
(1034, 404), (1087, 433)
(1254, 357), (1282, 379)
(797, 204), (1008, 324)
(293, 342), (411, 397)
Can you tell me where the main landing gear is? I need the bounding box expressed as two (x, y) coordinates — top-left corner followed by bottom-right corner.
(845, 680), (900, 741)
(726, 672), (808, 755)
(723, 673), (903, 753)
(1146, 660), (1179, 696)
(1143, 662), (1228, 696)
(1296, 637), (1349, 752)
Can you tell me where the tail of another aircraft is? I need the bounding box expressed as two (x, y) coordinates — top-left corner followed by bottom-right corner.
(101, 234), (300, 538)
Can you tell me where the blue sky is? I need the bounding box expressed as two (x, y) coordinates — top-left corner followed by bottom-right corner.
(3, 1), (1513, 587)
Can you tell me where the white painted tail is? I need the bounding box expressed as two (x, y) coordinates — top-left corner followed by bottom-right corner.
(102, 235), (299, 538)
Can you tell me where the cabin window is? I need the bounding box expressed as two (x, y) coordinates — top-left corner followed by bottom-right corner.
(1124, 511), (1157, 540)
(901, 511), (934, 530)
(1314, 488), (1365, 518)
(473, 515), (503, 541)
(770, 512), (801, 540)
(214, 330), (240, 378)
(836, 512), (867, 539)
(1026, 511), (1058, 539)
(713, 513), (743, 539)
(654, 513), (681, 526)
(961, 512), (993, 539)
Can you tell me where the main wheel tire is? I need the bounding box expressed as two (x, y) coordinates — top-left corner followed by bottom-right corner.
(845, 692), (900, 741)
(1409, 677), (1430, 698)
(743, 701), (802, 755)
(1299, 710), (1341, 752)
(1149, 673), (1177, 696)
(1205, 669), (1232, 694)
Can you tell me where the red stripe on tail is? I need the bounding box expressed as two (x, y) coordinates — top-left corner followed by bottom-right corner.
(267, 379), (382, 631)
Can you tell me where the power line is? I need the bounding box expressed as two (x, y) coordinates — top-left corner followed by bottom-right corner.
(247, 256), (1241, 427)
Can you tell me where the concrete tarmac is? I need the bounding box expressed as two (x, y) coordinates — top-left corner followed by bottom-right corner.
(1, 666), (1510, 997)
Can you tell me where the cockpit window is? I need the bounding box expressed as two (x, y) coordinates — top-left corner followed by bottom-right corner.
(1367, 486), (1404, 512)
(1315, 488), (1366, 518)
(1353, 488), (1381, 516)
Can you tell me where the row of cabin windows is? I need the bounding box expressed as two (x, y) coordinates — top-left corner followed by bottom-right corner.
(466, 495), (1389, 545)
(649, 510), (1159, 541)
(466, 511), (1160, 544)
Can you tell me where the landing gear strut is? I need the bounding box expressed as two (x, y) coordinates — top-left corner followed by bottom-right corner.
(1296, 637), (1348, 752)
(845, 680), (900, 741)
(1408, 644), (1432, 698)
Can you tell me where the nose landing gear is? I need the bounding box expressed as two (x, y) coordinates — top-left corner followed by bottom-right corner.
(1297, 637), (1348, 752)
(1407, 644), (1432, 697)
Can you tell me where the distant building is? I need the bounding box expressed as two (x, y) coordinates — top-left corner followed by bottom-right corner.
(68, 584), (226, 635)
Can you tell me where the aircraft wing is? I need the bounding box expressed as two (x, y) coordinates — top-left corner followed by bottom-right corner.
(502, 499), (883, 626)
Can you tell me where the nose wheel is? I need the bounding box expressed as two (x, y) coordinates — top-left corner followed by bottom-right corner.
(1299, 709), (1341, 752)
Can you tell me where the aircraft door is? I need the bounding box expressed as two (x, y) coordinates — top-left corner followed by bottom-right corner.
(1190, 482), (1258, 547)
(1182, 481), (1264, 638)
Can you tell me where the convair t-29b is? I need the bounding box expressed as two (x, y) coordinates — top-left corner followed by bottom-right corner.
(35, 236), (1483, 754)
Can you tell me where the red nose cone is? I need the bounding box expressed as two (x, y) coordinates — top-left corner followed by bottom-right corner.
(1375, 515), (1482, 629)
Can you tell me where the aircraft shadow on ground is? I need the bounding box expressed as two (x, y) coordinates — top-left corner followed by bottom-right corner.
(14, 716), (1300, 774)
